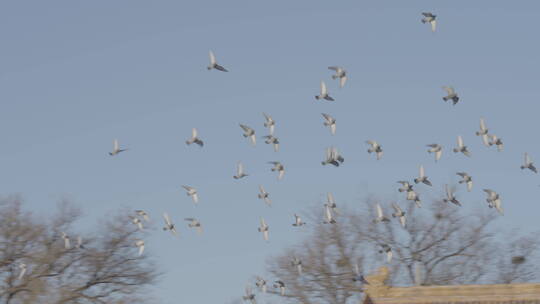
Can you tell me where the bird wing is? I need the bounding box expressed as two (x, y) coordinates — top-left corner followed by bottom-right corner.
(138, 242), (145, 256)
(443, 86), (455, 95)
(321, 113), (331, 121)
(376, 203), (384, 218)
(457, 136), (464, 148)
(259, 185), (265, 194)
(237, 162), (244, 175)
(17, 266), (26, 280)
(327, 192), (335, 205)
(419, 165), (425, 178)
(392, 203), (402, 213)
(260, 217), (266, 227)
(320, 81), (327, 95)
(480, 118), (487, 132)
(330, 123), (336, 135)
(263, 230), (269, 241)
(328, 66), (339, 71)
(435, 150), (442, 161)
(525, 152), (531, 165)
(182, 185), (193, 192)
(191, 128), (198, 138)
(340, 75), (347, 88)
(445, 184), (452, 199)
(278, 169), (285, 180)
(400, 215), (406, 228)
(192, 193), (199, 203)
(431, 20), (436, 32)
(354, 263), (360, 275)
(209, 50), (216, 65)
(239, 124), (251, 133)
(262, 112), (272, 122)
(163, 213), (172, 226)
(113, 139), (119, 151)
(366, 140), (377, 147)
(467, 180), (473, 192)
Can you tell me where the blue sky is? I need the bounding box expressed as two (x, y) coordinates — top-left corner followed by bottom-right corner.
(1, 1), (540, 303)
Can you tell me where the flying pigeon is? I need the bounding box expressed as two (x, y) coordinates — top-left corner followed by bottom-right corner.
(322, 147), (344, 166)
(427, 144), (443, 162)
(255, 276), (267, 293)
(442, 86), (459, 105)
(135, 239), (145, 256)
(233, 162), (248, 179)
(109, 139), (127, 156)
(443, 184), (461, 206)
(315, 81), (334, 101)
(17, 263), (26, 281)
(182, 185), (199, 203)
(323, 204), (337, 224)
(476, 118), (490, 146)
(421, 12), (437, 32)
(488, 134), (503, 152)
(268, 161), (285, 180)
(207, 50), (228, 72)
(185, 218), (203, 234)
(414, 165), (432, 186)
(328, 66), (348, 88)
(391, 203), (406, 228)
(453, 136), (471, 157)
(186, 128), (204, 147)
(456, 172), (473, 192)
(130, 216), (144, 230)
(257, 185), (271, 206)
(353, 263), (369, 284)
(397, 181), (413, 193)
(291, 257), (303, 275)
(242, 286), (257, 304)
(521, 152), (537, 173)
(258, 218), (269, 241)
(273, 280), (286, 296)
(262, 112), (275, 135)
(324, 192), (340, 215)
(61, 232), (71, 250)
(483, 189), (503, 215)
(406, 189), (422, 208)
(321, 113), (336, 135)
(239, 124), (256, 146)
(292, 214), (306, 227)
(262, 134), (279, 152)
(374, 203), (390, 223)
(379, 244), (393, 263)
(366, 140), (383, 160)
(162, 213), (178, 236)
(135, 210), (150, 222)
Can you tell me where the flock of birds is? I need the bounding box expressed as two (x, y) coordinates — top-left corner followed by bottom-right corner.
(13, 11), (538, 304)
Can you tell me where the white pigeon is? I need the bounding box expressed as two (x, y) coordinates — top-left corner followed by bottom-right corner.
(135, 210), (150, 222)
(207, 50), (228, 72)
(262, 134), (279, 152)
(324, 192), (340, 215)
(109, 139), (127, 156)
(456, 172), (473, 192)
(391, 203), (406, 228)
(488, 134), (503, 152)
(426, 144), (443, 162)
(268, 161), (285, 180)
(182, 185), (199, 203)
(453, 136), (471, 157)
(262, 112), (275, 135)
(61, 232), (71, 250)
(476, 118), (490, 146)
(414, 165), (432, 186)
(443, 184), (461, 206)
(186, 128), (204, 147)
(321, 147), (344, 166)
(366, 140), (383, 160)
(255, 276), (267, 293)
(162, 213), (178, 236)
(328, 66), (348, 88)
(315, 81), (334, 101)
(258, 218), (269, 241)
(321, 113), (336, 135)
(242, 286), (256, 304)
(379, 244), (393, 263)
(17, 263), (27, 281)
(442, 86), (459, 105)
(239, 124), (256, 146)
(291, 257), (303, 275)
(406, 189), (422, 208)
(130, 216), (144, 230)
(374, 203), (390, 223)
(292, 214), (305, 227)
(521, 152), (538, 173)
(257, 185), (271, 206)
(185, 218), (203, 234)
(273, 280), (286, 296)
(421, 12), (437, 32)
(483, 189), (503, 215)
(233, 162), (248, 179)
(323, 204), (337, 224)
(135, 239), (145, 256)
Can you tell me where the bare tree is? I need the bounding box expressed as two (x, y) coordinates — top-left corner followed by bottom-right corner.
(0, 196), (160, 304)
(261, 197), (540, 304)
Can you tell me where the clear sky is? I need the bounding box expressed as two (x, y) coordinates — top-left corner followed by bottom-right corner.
(1, 1), (540, 303)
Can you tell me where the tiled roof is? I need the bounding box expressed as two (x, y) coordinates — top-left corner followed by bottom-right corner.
(364, 267), (540, 304)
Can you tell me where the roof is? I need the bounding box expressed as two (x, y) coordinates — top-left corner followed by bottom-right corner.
(363, 267), (540, 304)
